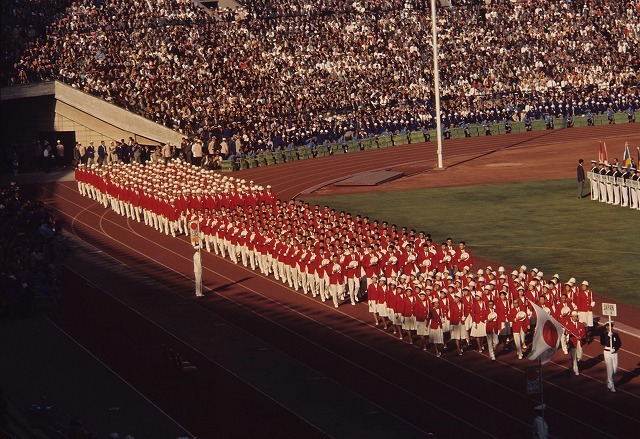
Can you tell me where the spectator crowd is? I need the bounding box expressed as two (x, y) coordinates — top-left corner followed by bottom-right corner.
(2, 0), (639, 158)
(0, 183), (67, 318)
(75, 160), (597, 369)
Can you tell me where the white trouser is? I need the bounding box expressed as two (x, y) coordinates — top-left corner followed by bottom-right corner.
(487, 332), (499, 359)
(195, 270), (202, 296)
(239, 245), (248, 266)
(329, 284), (341, 307)
(513, 330), (525, 358)
(603, 350), (618, 389)
(613, 185), (620, 205)
(228, 243), (238, 263)
(620, 187), (628, 207)
(347, 277), (360, 304)
(561, 332), (569, 354)
(570, 343), (582, 374)
(590, 180), (599, 200)
(599, 182), (607, 202)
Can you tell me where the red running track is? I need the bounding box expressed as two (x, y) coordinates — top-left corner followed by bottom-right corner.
(38, 177), (640, 439)
(232, 124), (640, 200)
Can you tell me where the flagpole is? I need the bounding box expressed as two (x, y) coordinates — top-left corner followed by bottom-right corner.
(609, 314), (613, 351)
(430, 0), (444, 170)
(539, 358), (545, 423)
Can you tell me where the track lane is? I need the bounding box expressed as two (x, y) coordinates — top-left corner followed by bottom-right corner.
(43, 182), (640, 438)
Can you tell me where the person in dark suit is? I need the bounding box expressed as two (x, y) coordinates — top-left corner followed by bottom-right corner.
(600, 321), (621, 392)
(577, 159), (585, 198)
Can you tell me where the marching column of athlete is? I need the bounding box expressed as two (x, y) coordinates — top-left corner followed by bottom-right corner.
(76, 161), (613, 385)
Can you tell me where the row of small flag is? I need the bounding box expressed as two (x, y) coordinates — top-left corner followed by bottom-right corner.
(598, 141), (638, 170)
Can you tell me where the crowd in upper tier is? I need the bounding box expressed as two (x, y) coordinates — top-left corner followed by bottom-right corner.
(2, 0), (639, 156)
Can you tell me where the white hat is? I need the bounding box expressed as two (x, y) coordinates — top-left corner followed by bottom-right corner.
(581, 280), (589, 286)
(571, 311), (579, 317)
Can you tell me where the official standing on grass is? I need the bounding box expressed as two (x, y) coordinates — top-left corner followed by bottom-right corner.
(577, 159), (585, 198)
(194, 245), (203, 297)
(600, 321), (621, 392)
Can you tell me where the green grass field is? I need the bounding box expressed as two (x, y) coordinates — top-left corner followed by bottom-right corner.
(303, 179), (640, 307)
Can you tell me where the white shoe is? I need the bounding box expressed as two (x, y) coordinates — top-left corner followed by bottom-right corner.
(517, 355), (523, 360)
(607, 382), (612, 389)
(574, 371), (579, 376)
(611, 387), (616, 393)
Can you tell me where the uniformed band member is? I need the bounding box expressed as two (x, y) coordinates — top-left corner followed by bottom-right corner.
(589, 160), (599, 200)
(600, 321), (622, 392)
(598, 162), (608, 203)
(606, 164), (615, 204)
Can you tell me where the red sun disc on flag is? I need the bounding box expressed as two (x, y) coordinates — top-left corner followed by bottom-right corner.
(542, 320), (559, 347)
(190, 222), (198, 230)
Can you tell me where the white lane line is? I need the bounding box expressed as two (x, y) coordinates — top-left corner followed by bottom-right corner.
(43, 317), (196, 439)
(45, 185), (638, 433)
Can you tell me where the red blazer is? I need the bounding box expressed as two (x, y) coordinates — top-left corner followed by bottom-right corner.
(566, 319), (586, 348)
(495, 298), (511, 325)
(428, 307), (443, 329)
(509, 307), (530, 334)
(472, 300), (489, 324)
(449, 300), (467, 325)
(414, 299), (429, 322)
(486, 307), (500, 334)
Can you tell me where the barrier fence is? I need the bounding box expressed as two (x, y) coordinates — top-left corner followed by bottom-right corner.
(222, 111), (640, 171)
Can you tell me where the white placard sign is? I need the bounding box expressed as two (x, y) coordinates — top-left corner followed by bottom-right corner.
(602, 303), (617, 317)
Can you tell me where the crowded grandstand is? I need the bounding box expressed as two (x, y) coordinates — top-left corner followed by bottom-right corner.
(3, 0), (639, 156)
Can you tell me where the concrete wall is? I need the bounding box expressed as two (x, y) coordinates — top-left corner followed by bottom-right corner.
(1, 81), (183, 148)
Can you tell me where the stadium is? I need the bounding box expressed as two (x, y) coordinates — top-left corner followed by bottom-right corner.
(1, 0), (639, 438)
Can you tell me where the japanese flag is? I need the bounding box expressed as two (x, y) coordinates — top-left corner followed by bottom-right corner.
(528, 302), (565, 364)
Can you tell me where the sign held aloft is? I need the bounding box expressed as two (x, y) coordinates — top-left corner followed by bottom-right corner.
(602, 303), (617, 317)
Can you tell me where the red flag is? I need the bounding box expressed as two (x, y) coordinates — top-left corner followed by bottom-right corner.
(598, 141), (604, 163)
(598, 141), (609, 164)
(528, 302), (565, 364)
